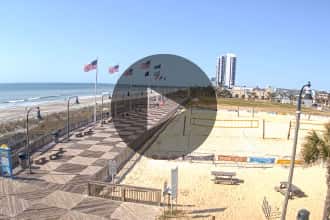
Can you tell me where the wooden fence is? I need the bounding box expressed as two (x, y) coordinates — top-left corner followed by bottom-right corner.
(88, 181), (162, 206)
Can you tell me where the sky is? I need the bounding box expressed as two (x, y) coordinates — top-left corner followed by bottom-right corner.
(0, 0), (330, 91)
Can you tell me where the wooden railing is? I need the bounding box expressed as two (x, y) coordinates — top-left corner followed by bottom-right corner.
(88, 181), (162, 206)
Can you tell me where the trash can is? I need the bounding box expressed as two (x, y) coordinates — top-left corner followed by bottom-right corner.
(297, 209), (310, 220)
(18, 152), (28, 169)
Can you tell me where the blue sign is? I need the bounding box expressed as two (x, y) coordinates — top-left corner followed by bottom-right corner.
(249, 156), (275, 164)
(0, 146), (13, 178)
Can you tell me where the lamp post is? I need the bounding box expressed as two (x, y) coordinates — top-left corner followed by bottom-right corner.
(25, 106), (42, 174)
(281, 81), (311, 220)
(67, 96), (79, 141)
(101, 92), (111, 125)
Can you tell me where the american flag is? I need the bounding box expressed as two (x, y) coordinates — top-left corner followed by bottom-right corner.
(109, 65), (119, 74)
(140, 60), (151, 69)
(84, 60), (97, 72)
(124, 68), (133, 76)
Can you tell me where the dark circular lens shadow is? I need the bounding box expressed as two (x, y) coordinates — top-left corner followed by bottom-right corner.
(111, 54), (217, 159)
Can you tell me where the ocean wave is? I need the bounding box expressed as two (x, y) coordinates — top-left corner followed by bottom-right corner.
(6, 99), (25, 103)
(28, 96), (41, 101)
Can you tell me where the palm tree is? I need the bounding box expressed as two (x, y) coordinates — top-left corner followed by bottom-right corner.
(301, 123), (330, 220)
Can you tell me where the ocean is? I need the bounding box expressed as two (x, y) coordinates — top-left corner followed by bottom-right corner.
(0, 83), (114, 108)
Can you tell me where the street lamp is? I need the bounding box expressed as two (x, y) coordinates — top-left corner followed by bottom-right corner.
(67, 96), (79, 141)
(25, 106), (42, 174)
(101, 92), (111, 125)
(281, 81), (311, 220)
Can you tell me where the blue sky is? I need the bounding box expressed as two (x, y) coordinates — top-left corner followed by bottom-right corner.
(1, 0), (329, 90)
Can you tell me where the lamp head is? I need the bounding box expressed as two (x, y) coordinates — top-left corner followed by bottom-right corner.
(306, 81), (311, 88)
(75, 97), (80, 104)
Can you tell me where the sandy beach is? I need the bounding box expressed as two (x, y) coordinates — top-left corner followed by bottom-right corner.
(0, 96), (109, 123)
(121, 107), (330, 219)
(122, 158), (326, 219)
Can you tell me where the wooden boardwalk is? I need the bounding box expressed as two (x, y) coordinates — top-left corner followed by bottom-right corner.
(0, 100), (179, 220)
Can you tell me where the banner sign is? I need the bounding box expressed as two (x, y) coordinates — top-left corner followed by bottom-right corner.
(185, 154), (214, 161)
(171, 167), (178, 200)
(249, 157), (275, 164)
(218, 155), (248, 162)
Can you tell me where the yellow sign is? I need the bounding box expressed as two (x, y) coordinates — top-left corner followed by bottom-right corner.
(277, 159), (303, 165)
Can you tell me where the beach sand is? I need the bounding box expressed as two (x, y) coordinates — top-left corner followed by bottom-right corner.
(0, 96), (109, 122)
(123, 158), (325, 220)
(121, 108), (329, 219)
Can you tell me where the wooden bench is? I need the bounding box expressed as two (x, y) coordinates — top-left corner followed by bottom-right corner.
(211, 171), (237, 185)
(34, 157), (47, 165)
(75, 132), (84, 138)
(274, 182), (306, 199)
(83, 128), (93, 136)
(49, 148), (65, 160)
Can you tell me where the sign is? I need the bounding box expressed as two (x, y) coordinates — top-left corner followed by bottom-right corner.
(0, 146), (13, 178)
(186, 154), (214, 161)
(171, 167), (178, 200)
(249, 157), (275, 164)
(218, 155), (247, 162)
(109, 160), (117, 176)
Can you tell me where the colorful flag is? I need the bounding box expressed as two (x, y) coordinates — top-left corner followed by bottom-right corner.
(154, 64), (161, 69)
(144, 71), (150, 77)
(109, 65), (119, 74)
(84, 60), (98, 72)
(124, 68), (133, 76)
(140, 60), (151, 69)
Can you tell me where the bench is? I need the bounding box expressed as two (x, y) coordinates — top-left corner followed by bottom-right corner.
(211, 171), (237, 185)
(49, 148), (65, 160)
(274, 182), (306, 199)
(34, 157), (47, 165)
(83, 128), (94, 136)
(75, 132), (84, 138)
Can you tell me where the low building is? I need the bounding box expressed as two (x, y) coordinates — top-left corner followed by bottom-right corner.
(230, 86), (253, 99)
(302, 91), (314, 108)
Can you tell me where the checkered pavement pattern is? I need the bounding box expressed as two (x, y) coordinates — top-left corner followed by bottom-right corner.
(0, 100), (179, 220)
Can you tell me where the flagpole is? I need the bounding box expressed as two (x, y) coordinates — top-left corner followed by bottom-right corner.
(94, 57), (98, 123)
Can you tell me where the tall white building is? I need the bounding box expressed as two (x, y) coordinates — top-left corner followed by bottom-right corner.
(216, 53), (237, 88)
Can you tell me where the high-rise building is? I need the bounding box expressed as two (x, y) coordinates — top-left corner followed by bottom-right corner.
(216, 53), (237, 88)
